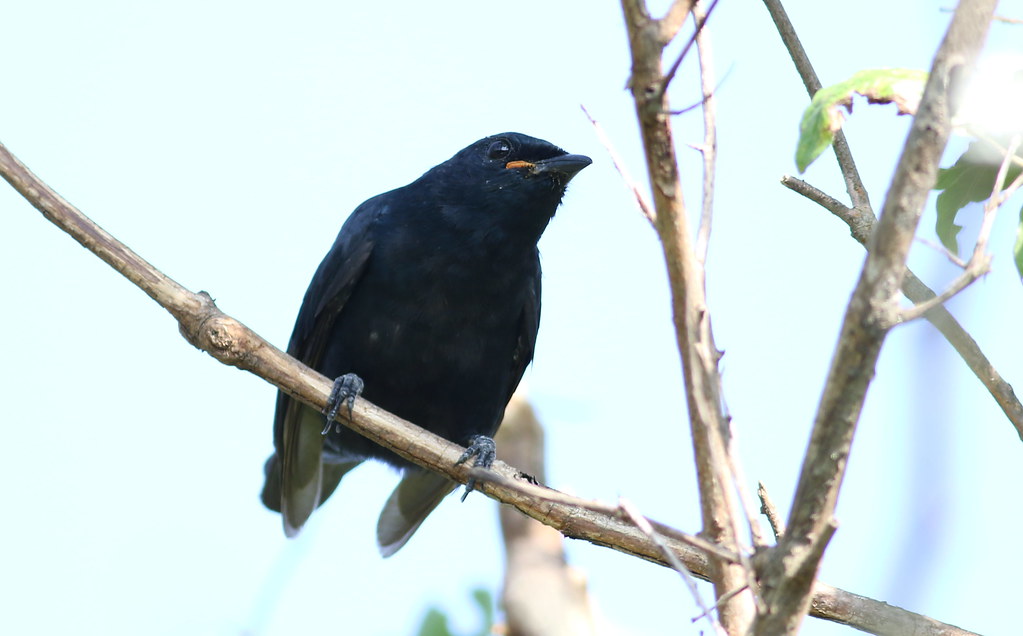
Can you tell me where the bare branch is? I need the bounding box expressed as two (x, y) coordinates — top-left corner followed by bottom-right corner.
(754, 3), (999, 633)
(0, 135), (723, 580)
(899, 135), (1023, 323)
(975, 135), (1023, 256)
(724, 421), (769, 551)
(783, 174), (1023, 440)
(693, 0), (718, 265)
(620, 0), (755, 629)
(897, 258), (990, 323)
(781, 175), (853, 218)
(781, 146), (1023, 438)
(761, 0), (871, 209)
(0, 132), (982, 636)
(811, 581), (980, 636)
(581, 105), (656, 224)
(659, 0), (695, 43)
(769, 0), (1023, 438)
(902, 269), (1023, 441)
(620, 498), (726, 635)
(915, 235), (969, 268)
(970, 128), (1023, 171)
(661, 0), (721, 92)
(690, 3), (765, 608)
(757, 482), (786, 540)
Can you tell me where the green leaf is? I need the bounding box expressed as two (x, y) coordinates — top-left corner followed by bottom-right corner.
(1014, 205), (1023, 281)
(933, 141), (1023, 255)
(416, 609), (453, 636)
(470, 588), (494, 636)
(796, 68), (927, 172)
(415, 588), (494, 636)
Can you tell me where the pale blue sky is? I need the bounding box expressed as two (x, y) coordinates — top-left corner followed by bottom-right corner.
(2, 2), (1021, 635)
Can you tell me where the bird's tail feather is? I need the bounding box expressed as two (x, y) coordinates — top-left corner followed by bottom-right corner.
(260, 453), (284, 512)
(261, 452), (361, 525)
(377, 470), (456, 557)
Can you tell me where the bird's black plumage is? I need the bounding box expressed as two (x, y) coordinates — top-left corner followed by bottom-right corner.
(260, 132), (590, 555)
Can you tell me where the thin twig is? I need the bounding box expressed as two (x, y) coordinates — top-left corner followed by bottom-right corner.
(690, 5), (764, 608)
(722, 421), (768, 615)
(693, 0), (718, 265)
(760, 0), (819, 94)
(781, 173), (1023, 439)
(581, 104), (656, 224)
(725, 421), (768, 550)
(670, 64), (734, 116)
(468, 468), (742, 563)
(780, 174), (876, 245)
(619, 498), (726, 636)
(975, 135), (1023, 256)
(914, 235), (968, 268)
(969, 128), (1023, 171)
(780, 175), (855, 218)
(757, 482), (786, 540)
(997, 161), (1023, 205)
(704, 584), (753, 619)
(794, 166), (1023, 438)
(896, 262), (990, 323)
(761, 0), (870, 209)
(898, 135), (1022, 324)
(661, 0), (721, 92)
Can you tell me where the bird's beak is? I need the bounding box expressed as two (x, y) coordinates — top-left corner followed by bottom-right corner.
(506, 154), (592, 179)
(535, 154), (592, 177)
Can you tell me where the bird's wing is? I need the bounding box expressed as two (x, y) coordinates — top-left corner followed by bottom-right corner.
(506, 256), (542, 404)
(275, 201), (381, 536)
(374, 257), (543, 555)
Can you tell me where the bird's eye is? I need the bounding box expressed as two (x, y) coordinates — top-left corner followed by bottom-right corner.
(487, 140), (512, 160)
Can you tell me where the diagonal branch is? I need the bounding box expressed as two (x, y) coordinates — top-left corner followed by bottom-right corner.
(661, 0), (721, 93)
(620, 497), (727, 635)
(581, 105), (656, 224)
(897, 137), (1021, 323)
(780, 174), (1023, 441)
(753, 2), (999, 634)
(658, 0), (695, 43)
(769, 0), (1023, 439)
(0, 134), (979, 636)
(761, 0), (871, 209)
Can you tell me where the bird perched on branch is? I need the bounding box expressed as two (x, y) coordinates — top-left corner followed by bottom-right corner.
(260, 132), (590, 556)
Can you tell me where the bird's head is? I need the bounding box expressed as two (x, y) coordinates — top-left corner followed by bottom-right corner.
(424, 132), (591, 243)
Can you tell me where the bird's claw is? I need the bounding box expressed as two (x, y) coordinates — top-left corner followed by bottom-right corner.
(455, 434), (496, 501)
(322, 373), (365, 435)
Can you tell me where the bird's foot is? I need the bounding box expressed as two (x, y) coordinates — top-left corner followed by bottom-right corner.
(321, 373), (364, 435)
(455, 434), (496, 501)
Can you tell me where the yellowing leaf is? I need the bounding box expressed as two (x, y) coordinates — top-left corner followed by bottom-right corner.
(796, 69), (928, 172)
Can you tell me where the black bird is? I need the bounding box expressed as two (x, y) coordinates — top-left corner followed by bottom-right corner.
(260, 132), (590, 555)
